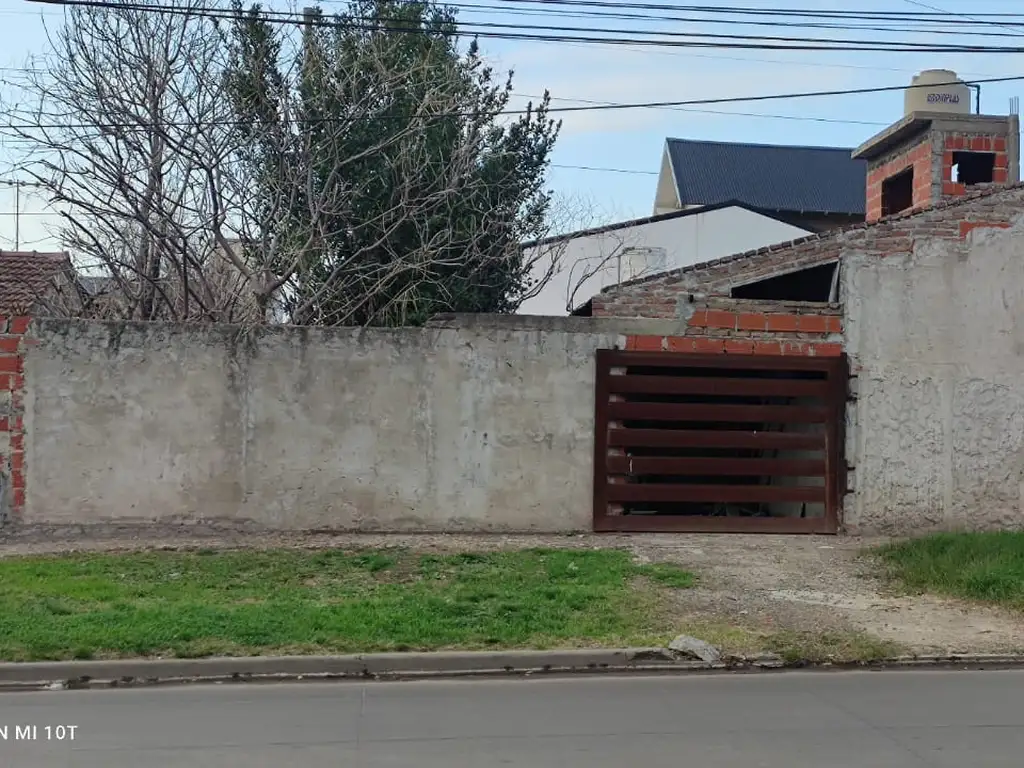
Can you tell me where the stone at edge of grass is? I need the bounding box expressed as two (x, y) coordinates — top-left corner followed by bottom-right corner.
(670, 618), (903, 666)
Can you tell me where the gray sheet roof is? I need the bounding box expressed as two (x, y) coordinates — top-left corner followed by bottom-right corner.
(666, 138), (867, 215)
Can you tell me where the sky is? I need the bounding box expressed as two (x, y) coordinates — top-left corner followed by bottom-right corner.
(1, 0), (1023, 250)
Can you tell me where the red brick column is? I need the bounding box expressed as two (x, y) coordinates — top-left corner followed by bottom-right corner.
(0, 316), (29, 522)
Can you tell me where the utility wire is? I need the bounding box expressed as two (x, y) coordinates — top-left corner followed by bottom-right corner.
(483, 0), (1024, 22)
(550, 163), (656, 175)
(21, 0), (1024, 22)
(13, 0), (1024, 34)
(10, 2), (1007, 78)
(900, 0), (1023, 35)
(0, 51), (1005, 82)
(525, 93), (889, 126)
(5, 72), (1024, 129)
(24, 0), (1024, 53)
(313, 0), (1024, 38)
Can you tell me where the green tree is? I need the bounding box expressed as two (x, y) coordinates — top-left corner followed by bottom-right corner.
(225, 0), (561, 326)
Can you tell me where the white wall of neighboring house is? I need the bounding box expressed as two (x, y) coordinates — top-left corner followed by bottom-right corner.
(518, 205), (812, 316)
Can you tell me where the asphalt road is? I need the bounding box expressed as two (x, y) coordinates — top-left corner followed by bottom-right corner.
(2, 669), (1024, 766)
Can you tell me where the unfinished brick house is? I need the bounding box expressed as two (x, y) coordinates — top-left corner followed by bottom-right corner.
(579, 73), (1024, 535)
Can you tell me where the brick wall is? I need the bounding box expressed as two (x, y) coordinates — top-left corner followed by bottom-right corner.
(865, 137), (933, 223)
(0, 315), (28, 523)
(591, 237), (844, 319)
(940, 134), (1011, 195)
(621, 297), (843, 358)
(592, 183), (1024, 320)
(865, 129), (1012, 223)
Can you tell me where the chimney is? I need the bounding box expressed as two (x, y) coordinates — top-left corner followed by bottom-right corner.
(852, 69), (1020, 223)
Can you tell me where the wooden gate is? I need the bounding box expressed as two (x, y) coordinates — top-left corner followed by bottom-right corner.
(593, 350), (847, 534)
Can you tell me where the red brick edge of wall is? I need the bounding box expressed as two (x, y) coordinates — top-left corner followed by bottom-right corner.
(624, 308), (844, 357)
(0, 316), (29, 522)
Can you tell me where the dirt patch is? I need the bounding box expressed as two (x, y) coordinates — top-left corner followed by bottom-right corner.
(3, 524), (1023, 655)
(630, 534), (1024, 656)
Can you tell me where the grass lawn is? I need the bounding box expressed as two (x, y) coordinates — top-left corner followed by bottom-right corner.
(0, 548), (694, 662)
(875, 531), (1024, 609)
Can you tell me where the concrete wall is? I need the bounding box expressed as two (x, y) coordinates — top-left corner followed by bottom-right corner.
(21, 317), (647, 532)
(844, 216), (1024, 533)
(520, 206), (810, 316)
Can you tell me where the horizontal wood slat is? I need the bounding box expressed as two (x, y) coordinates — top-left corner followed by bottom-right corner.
(593, 514), (830, 534)
(593, 348), (846, 535)
(606, 456), (826, 477)
(605, 484), (826, 504)
(607, 402), (829, 423)
(607, 375), (829, 398)
(607, 428), (825, 451)
(602, 351), (844, 373)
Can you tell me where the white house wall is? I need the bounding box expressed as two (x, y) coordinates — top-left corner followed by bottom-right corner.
(519, 206), (811, 316)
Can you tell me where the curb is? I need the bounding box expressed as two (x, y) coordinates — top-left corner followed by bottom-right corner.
(0, 649), (701, 690)
(2, 651), (1024, 691)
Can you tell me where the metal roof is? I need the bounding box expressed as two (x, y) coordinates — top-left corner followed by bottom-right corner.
(666, 138), (867, 216)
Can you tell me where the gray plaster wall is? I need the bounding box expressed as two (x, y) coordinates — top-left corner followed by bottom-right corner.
(22, 318), (633, 532)
(844, 218), (1024, 533)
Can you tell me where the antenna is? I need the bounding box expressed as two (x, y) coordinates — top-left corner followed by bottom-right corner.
(0, 179), (45, 251)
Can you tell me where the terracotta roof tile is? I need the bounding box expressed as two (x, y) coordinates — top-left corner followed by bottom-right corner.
(0, 251), (73, 314)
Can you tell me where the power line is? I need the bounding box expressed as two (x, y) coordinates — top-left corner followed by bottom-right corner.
(322, 0), (1024, 38)
(901, 0), (1013, 20)
(526, 93), (889, 126)
(5, 72), (1024, 130)
(0, 49), (1004, 83)
(459, 0), (1024, 40)
(901, 0), (1023, 35)
(14, 0), (1024, 46)
(21, 0), (1024, 23)
(0, 5), (1010, 82)
(484, 0), (1024, 22)
(551, 163), (655, 174)
(24, 0), (1024, 53)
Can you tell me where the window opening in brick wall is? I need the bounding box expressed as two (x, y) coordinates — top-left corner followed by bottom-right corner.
(730, 262), (837, 302)
(881, 167), (914, 216)
(951, 151), (995, 185)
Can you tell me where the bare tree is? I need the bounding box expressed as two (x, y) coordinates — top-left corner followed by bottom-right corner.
(3, 0), (578, 326)
(4, 0), (254, 321)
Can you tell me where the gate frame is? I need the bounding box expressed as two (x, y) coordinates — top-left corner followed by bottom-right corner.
(592, 349), (848, 534)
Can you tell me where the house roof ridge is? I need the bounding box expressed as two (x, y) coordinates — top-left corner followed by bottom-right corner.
(0, 249), (76, 314)
(665, 136), (857, 153)
(521, 200), (803, 249)
(0, 253), (71, 264)
(601, 182), (1024, 294)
